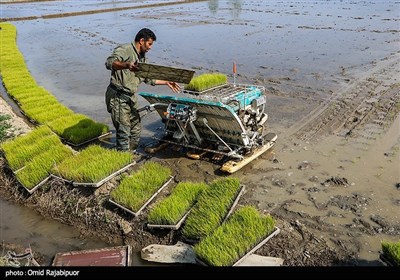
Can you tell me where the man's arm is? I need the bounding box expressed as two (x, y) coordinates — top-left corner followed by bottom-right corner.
(111, 61), (138, 72)
(154, 80), (181, 93)
(105, 44), (138, 71)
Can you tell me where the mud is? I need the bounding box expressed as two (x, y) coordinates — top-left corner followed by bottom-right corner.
(0, 0), (399, 266)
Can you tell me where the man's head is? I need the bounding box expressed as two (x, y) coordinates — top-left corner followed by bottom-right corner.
(135, 28), (156, 54)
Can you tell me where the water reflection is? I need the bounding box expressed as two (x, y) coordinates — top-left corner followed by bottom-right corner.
(208, 0), (218, 14)
(208, 0), (243, 18)
(230, 0), (242, 18)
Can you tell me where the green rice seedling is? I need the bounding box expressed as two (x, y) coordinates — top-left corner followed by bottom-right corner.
(16, 144), (73, 189)
(6, 85), (37, 99)
(59, 118), (109, 145)
(0, 22), (109, 146)
(53, 145), (133, 183)
(147, 181), (207, 225)
(18, 95), (58, 108)
(3, 134), (62, 171)
(47, 114), (109, 145)
(17, 88), (59, 105)
(20, 98), (60, 113)
(110, 162), (172, 212)
(7, 84), (52, 105)
(0, 126), (55, 170)
(182, 177), (241, 241)
(381, 240), (400, 266)
(23, 102), (73, 122)
(25, 106), (74, 124)
(184, 73), (228, 92)
(0, 126), (53, 153)
(194, 206), (276, 266)
(3, 76), (37, 94)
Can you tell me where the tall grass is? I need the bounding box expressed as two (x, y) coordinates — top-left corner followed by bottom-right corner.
(110, 162), (172, 212)
(184, 73), (228, 92)
(182, 177), (241, 241)
(147, 181), (207, 225)
(53, 145), (133, 183)
(194, 206), (276, 266)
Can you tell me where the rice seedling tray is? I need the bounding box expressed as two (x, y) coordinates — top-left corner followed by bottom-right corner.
(15, 171), (52, 194)
(62, 131), (112, 147)
(146, 209), (191, 230)
(196, 226), (281, 266)
(183, 185), (246, 244)
(109, 175), (174, 217)
(71, 162), (136, 188)
(50, 174), (73, 184)
(379, 253), (396, 266)
(19, 110), (39, 125)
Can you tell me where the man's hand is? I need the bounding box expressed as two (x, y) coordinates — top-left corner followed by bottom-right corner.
(127, 61), (139, 72)
(166, 81), (181, 93)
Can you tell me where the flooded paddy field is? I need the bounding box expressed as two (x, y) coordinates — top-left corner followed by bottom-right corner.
(0, 0), (399, 266)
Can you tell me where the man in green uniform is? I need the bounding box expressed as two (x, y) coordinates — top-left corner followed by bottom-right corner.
(105, 28), (180, 152)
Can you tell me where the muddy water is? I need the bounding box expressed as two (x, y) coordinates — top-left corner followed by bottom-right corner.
(0, 197), (107, 265)
(0, 0), (399, 265)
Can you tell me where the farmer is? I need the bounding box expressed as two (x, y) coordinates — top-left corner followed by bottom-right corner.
(105, 28), (180, 152)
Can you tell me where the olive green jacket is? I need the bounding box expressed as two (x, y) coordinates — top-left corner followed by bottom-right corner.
(105, 42), (155, 94)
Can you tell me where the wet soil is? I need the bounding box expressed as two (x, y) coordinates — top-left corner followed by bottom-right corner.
(0, 0), (399, 267)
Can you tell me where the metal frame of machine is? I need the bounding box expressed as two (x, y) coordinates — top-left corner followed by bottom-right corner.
(138, 82), (277, 173)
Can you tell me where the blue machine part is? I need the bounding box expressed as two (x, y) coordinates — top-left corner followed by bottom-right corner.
(138, 84), (266, 148)
(231, 86), (263, 110)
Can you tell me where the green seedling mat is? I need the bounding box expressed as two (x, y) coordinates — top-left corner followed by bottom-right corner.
(109, 175), (174, 217)
(20, 111), (111, 147)
(182, 185), (246, 244)
(62, 131), (112, 147)
(379, 253), (397, 266)
(15, 172), (52, 194)
(71, 162), (136, 188)
(196, 226), (281, 267)
(146, 208), (192, 230)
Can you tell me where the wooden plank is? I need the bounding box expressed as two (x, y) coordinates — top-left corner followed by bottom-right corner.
(52, 245), (131, 266)
(141, 242), (196, 264)
(235, 255), (284, 266)
(220, 133), (277, 173)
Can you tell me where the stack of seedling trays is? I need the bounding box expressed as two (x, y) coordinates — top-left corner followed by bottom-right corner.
(52, 145), (134, 187)
(181, 177), (245, 244)
(380, 240), (400, 266)
(109, 162), (173, 217)
(0, 22), (110, 147)
(0, 126), (74, 193)
(194, 205), (280, 266)
(146, 181), (208, 230)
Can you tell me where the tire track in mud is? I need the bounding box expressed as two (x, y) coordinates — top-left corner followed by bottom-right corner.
(285, 53), (400, 145)
(0, 0), (208, 22)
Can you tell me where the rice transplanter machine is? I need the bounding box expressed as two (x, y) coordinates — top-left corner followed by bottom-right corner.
(136, 63), (277, 173)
